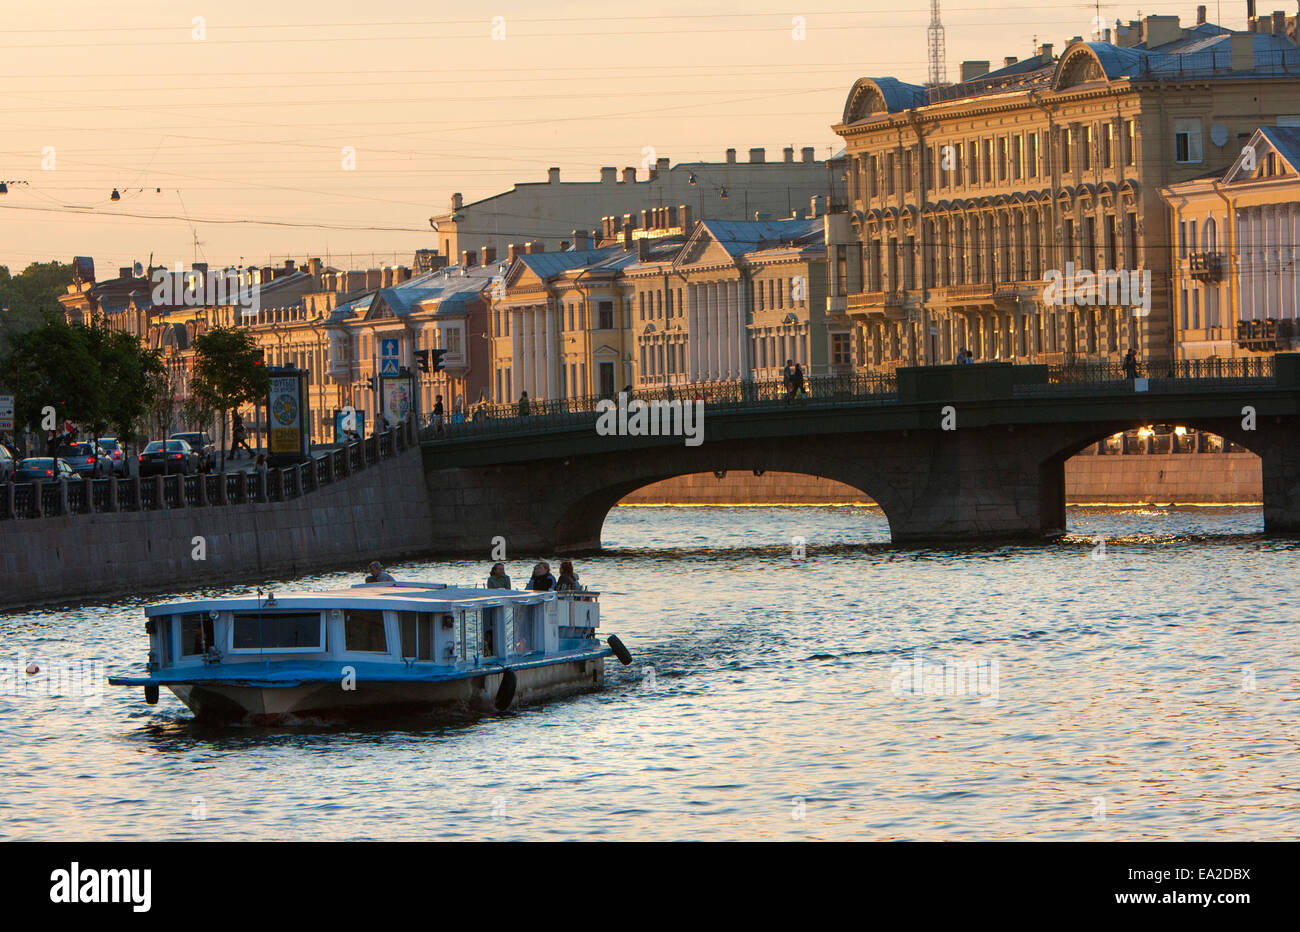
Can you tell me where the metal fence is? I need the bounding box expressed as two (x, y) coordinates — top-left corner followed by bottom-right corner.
(0, 423), (414, 521)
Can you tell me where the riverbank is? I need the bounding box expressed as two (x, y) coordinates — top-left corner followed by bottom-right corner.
(618, 453), (1263, 506)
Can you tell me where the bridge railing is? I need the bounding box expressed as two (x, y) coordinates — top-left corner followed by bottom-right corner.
(420, 373), (900, 441)
(0, 425), (413, 521)
(1017, 356), (1277, 396)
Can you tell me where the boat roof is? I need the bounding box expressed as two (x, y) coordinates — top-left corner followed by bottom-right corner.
(143, 581), (562, 617)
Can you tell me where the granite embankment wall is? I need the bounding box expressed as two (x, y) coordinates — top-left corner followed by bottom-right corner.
(618, 453), (1263, 506)
(0, 447), (433, 610)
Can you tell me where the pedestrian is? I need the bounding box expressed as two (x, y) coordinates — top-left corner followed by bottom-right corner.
(518, 392), (531, 417)
(365, 561), (396, 584)
(230, 412), (252, 458)
(486, 562), (512, 589)
(433, 394), (445, 437)
(1123, 348), (1138, 380)
(792, 362), (807, 400)
(254, 453), (269, 474)
(555, 560), (580, 591)
(525, 562), (556, 591)
(782, 358), (796, 401)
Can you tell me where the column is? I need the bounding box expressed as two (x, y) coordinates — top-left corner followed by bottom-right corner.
(510, 313), (523, 402)
(546, 302), (559, 399)
(731, 281), (744, 377)
(687, 285), (699, 380)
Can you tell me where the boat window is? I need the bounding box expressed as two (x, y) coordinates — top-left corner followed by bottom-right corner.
(155, 618), (172, 665)
(344, 609), (388, 652)
(178, 612), (215, 656)
(232, 612), (323, 650)
(511, 604), (538, 654)
(397, 612), (436, 661)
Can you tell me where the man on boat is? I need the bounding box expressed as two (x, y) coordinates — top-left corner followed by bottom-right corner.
(365, 561), (396, 583)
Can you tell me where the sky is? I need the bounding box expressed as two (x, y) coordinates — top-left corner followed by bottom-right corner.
(0, 0), (1245, 274)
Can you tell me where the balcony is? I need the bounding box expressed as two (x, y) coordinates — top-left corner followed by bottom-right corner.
(1188, 252), (1223, 283)
(845, 290), (906, 321)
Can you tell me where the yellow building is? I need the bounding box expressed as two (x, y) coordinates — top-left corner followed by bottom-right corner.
(1162, 124), (1300, 361)
(830, 9), (1300, 371)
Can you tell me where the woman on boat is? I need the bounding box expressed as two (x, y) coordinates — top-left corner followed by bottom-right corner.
(555, 560), (580, 591)
(486, 563), (512, 589)
(525, 562), (556, 591)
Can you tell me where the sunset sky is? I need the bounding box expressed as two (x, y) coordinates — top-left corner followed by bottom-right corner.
(0, 0), (1233, 273)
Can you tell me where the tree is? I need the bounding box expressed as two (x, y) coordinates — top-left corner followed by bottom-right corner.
(0, 314), (165, 456)
(0, 261), (74, 356)
(191, 327), (269, 471)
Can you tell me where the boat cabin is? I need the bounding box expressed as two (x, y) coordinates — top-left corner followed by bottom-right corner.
(142, 582), (601, 673)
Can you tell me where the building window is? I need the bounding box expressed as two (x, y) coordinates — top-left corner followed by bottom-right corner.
(1123, 119), (1135, 166)
(1011, 134), (1022, 180)
(968, 141), (979, 186)
(1103, 123), (1114, 168)
(1081, 125), (1092, 171)
(445, 327), (462, 356)
(1174, 118), (1203, 163)
(903, 147), (914, 193)
(1060, 128), (1072, 173)
(1026, 133), (1038, 178)
(886, 152), (896, 195)
(982, 139), (992, 183)
(869, 155), (879, 197)
(1178, 221), (1187, 258)
(598, 300), (614, 330)
(831, 332), (851, 365)
(997, 137), (1008, 181)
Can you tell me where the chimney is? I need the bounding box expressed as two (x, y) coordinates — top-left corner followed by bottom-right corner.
(560, 241), (571, 252)
(461, 250), (476, 268)
(636, 238), (650, 262)
(726, 148), (737, 164)
(622, 167), (636, 183)
(284, 259), (295, 272)
(507, 243), (519, 262)
(1196, 4), (1207, 24)
(623, 212), (636, 231)
(309, 257), (323, 278)
(396, 266), (411, 282)
(961, 60), (990, 81)
(802, 146), (816, 162)
(679, 204), (694, 235)
(382, 267), (394, 287)
(1142, 15), (1182, 47)
(783, 146), (795, 163)
(525, 241), (545, 254)
(1247, 0), (1257, 22)
(749, 147), (766, 163)
(572, 230), (591, 251)
(600, 166), (617, 183)
(1273, 10), (1286, 33)
(622, 220), (633, 250)
(1039, 43), (1053, 62)
(451, 192), (463, 209)
(118, 266), (133, 279)
(809, 194), (825, 218)
(754, 210), (772, 221)
(640, 209), (650, 229)
(1004, 56), (1018, 67)
(481, 246), (497, 265)
(1231, 32), (1255, 69)
(548, 167), (561, 183)
(656, 157), (669, 176)
(366, 269), (382, 290)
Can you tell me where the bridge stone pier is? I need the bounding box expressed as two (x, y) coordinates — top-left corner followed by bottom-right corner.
(421, 357), (1300, 553)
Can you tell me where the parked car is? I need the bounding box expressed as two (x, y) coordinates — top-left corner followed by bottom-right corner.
(56, 441), (112, 479)
(0, 444), (13, 482)
(138, 439), (200, 476)
(99, 437), (129, 476)
(170, 432), (216, 471)
(14, 457), (80, 482)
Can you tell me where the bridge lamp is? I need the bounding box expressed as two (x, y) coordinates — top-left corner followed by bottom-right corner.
(1173, 426), (1186, 436)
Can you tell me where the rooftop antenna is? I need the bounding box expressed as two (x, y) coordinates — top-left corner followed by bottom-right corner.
(927, 0), (947, 86)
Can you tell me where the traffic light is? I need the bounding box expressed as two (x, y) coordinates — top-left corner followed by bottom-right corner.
(414, 349), (430, 373)
(367, 376), (377, 393)
(430, 348), (447, 373)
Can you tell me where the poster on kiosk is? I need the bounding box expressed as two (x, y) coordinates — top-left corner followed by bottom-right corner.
(265, 366), (311, 466)
(380, 371), (415, 433)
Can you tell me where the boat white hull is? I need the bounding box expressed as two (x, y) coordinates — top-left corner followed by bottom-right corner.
(168, 657), (605, 724)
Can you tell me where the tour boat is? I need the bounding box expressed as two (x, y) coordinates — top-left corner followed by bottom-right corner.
(109, 581), (633, 723)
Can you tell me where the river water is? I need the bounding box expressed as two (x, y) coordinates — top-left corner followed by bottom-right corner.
(1, 504), (1296, 841)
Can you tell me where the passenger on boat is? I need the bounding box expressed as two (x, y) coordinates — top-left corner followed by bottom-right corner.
(555, 560), (580, 591)
(525, 562), (556, 591)
(365, 561), (396, 583)
(486, 563), (512, 589)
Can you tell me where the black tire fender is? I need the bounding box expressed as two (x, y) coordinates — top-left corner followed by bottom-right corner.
(144, 684), (159, 705)
(494, 667), (517, 711)
(607, 634), (633, 666)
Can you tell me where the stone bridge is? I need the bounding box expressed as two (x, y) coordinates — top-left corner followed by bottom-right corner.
(420, 357), (1300, 552)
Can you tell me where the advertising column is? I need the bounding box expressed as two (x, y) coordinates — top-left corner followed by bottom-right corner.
(265, 366), (311, 466)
